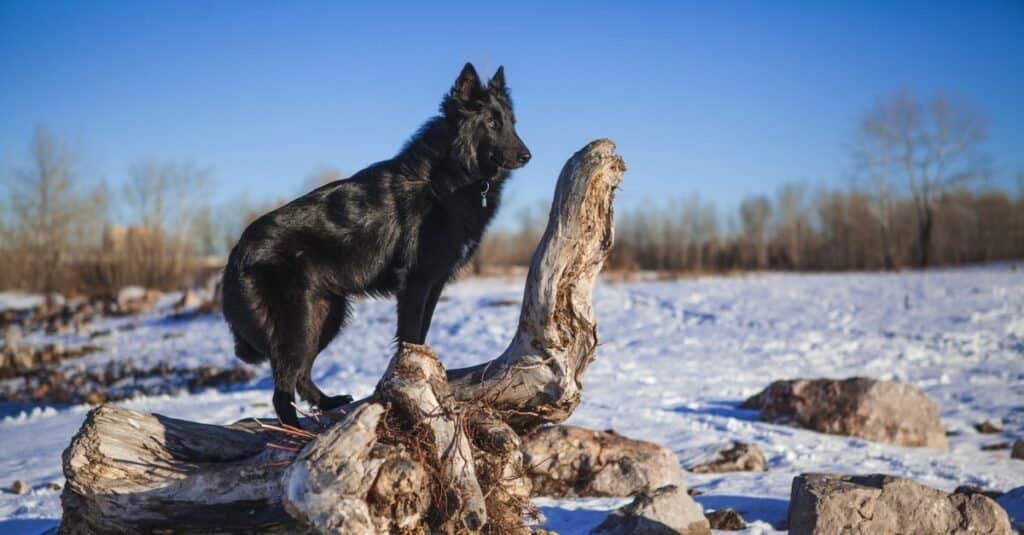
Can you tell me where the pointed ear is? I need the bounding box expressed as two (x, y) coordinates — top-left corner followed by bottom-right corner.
(488, 66), (506, 94)
(451, 62), (481, 101)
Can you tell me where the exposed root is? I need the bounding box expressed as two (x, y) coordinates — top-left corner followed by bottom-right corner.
(371, 362), (533, 534)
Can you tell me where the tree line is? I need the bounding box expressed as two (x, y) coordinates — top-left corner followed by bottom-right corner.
(482, 91), (1024, 273)
(2, 91), (1022, 296)
(607, 180), (1023, 273)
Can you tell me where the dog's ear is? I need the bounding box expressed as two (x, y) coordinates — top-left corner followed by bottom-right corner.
(451, 62), (482, 101)
(488, 66), (507, 94)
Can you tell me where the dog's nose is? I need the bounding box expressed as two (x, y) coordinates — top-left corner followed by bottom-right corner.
(516, 150), (531, 164)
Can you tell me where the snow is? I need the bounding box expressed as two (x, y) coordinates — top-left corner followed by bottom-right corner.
(2, 265), (1023, 533)
(0, 294), (43, 313)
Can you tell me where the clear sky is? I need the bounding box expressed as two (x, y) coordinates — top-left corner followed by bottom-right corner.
(2, 1), (1022, 228)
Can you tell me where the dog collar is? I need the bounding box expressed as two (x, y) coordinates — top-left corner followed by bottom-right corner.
(480, 181), (490, 208)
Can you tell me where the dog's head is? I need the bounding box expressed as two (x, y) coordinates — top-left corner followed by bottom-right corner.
(442, 63), (530, 183)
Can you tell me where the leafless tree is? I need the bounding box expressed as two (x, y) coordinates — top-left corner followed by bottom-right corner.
(773, 183), (812, 269)
(740, 195), (772, 269)
(123, 160), (211, 256)
(856, 91), (988, 267)
(5, 125), (106, 296)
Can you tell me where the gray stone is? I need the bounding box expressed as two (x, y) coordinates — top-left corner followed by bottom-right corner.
(688, 442), (766, 473)
(743, 377), (947, 449)
(704, 508), (746, 530)
(788, 473), (1011, 535)
(115, 286), (160, 316)
(10, 480), (29, 495)
(1012, 439), (1024, 460)
(523, 426), (685, 498)
(592, 485), (710, 535)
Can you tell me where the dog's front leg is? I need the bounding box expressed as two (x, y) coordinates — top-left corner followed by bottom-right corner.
(417, 283), (445, 342)
(396, 278), (432, 344)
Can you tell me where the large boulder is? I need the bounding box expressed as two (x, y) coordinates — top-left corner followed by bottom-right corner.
(523, 426), (685, 498)
(787, 473), (1011, 535)
(687, 442), (767, 473)
(741, 377), (947, 449)
(1012, 439), (1024, 460)
(591, 485), (710, 535)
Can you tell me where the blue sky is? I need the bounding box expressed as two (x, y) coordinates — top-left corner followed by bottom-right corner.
(2, 1), (1022, 228)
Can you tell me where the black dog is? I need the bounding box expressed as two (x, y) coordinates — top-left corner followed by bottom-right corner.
(222, 63), (530, 428)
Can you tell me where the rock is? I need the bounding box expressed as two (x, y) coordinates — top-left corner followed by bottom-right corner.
(1012, 440), (1024, 460)
(173, 290), (201, 313)
(187, 366), (256, 391)
(688, 442), (766, 473)
(90, 329), (112, 339)
(981, 442), (1011, 451)
(45, 321), (71, 335)
(3, 327), (20, 344)
(704, 509), (746, 530)
(996, 486), (1024, 532)
(84, 392), (106, 405)
(954, 484), (1003, 500)
(591, 485), (710, 535)
(743, 377), (947, 450)
(0, 342), (98, 381)
(116, 286), (161, 316)
(788, 473), (1012, 535)
(47, 482), (62, 491)
(0, 310), (21, 329)
(11, 480), (29, 495)
(975, 420), (1003, 434)
(523, 426), (686, 498)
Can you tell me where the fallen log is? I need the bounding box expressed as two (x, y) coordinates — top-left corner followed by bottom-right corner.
(60, 139), (627, 534)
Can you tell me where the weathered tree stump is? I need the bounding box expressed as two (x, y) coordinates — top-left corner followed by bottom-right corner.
(59, 139), (626, 534)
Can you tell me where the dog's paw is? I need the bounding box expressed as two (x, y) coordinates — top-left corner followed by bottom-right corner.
(319, 394), (354, 410)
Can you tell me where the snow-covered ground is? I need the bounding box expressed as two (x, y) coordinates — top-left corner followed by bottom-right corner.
(1, 265), (1023, 534)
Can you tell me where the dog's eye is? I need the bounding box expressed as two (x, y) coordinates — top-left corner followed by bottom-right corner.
(486, 118), (499, 130)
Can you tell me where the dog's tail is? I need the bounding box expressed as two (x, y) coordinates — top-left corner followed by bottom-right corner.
(232, 329), (268, 364)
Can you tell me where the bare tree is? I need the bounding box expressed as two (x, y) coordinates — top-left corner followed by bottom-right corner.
(740, 195), (772, 269)
(681, 195), (718, 271)
(123, 160), (211, 235)
(856, 91), (987, 267)
(188, 206), (221, 257)
(774, 183), (812, 269)
(853, 131), (898, 269)
(5, 125), (105, 296)
(123, 160), (211, 258)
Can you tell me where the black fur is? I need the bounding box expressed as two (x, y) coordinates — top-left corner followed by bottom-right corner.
(222, 63), (530, 428)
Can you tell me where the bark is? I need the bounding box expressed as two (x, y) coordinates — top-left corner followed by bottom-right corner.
(60, 406), (298, 534)
(446, 138), (625, 431)
(59, 139), (626, 534)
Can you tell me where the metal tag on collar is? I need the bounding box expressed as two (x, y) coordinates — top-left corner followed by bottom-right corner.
(480, 181), (490, 208)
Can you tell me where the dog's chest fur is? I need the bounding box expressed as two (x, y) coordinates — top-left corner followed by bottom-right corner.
(408, 178), (504, 282)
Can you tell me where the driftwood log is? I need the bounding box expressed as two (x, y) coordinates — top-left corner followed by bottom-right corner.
(59, 139), (626, 534)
